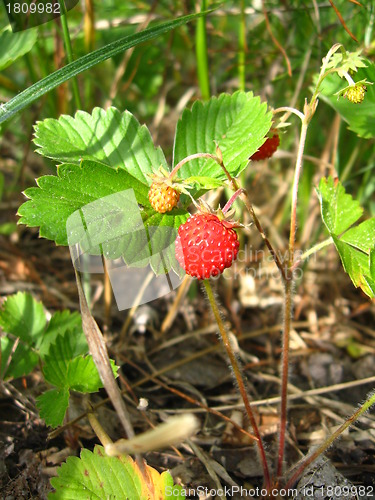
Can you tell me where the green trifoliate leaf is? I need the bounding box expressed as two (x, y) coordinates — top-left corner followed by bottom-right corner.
(317, 177), (375, 298)
(173, 91), (272, 181)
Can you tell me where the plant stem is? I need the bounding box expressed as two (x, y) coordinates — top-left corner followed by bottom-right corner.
(273, 106), (305, 123)
(196, 0), (210, 100)
(276, 279), (292, 478)
(285, 391), (375, 489)
(297, 237), (333, 263)
(210, 152), (289, 282)
(222, 188), (245, 214)
(58, 0), (82, 109)
(277, 116), (309, 478)
(87, 407), (113, 447)
(238, 0), (246, 91)
(288, 120), (309, 263)
(203, 279), (271, 490)
(238, 190), (288, 282)
(169, 152), (220, 179)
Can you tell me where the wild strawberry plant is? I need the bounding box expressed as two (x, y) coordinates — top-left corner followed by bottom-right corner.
(0, 292), (118, 427)
(11, 44), (375, 497)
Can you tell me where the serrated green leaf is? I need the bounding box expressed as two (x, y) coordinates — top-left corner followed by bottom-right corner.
(316, 177), (363, 235)
(334, 236), (375, 298)
(33, 107), (168, 179)
(43, 333), (76, 387)
(18, 159), (189, 274)
(43, 330), (118, 391)
(0, 292), (46, 341)
(340, 218), (375, 252)
(38, 310), (84, 359)
(67, 357), (118, 393)
(0, 28), (37, 71)
(49, 445), (185, 499)
(318, 60), (375, 138)
(0, 11), (208, 124)
(36, 387), (70, 428)
(173, 91), (272, 181)
(317, 177), (375, 298)
(0, 336), (39, 380)
(18, 159), (150, 245)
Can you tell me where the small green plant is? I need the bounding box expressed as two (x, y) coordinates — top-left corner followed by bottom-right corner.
(0, 292), (118, 427)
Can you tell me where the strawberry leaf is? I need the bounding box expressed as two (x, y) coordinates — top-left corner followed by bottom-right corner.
(34, 107), (168, 182)
(318, 59), (375, 139)
(66, 356), (119, 393)
(49, 445), (186, 499)
(0, 336), (39, 380)
(316, 176), (363, 235)
(0, 291), (46, 341)
(317, 177), (375, 298)
(42, 330), (118, 392)
(18, 159), (151, 245)
(0, 292), (46, 379)
(18, 159), (188, 275)
(173, 91), (272, 181)
(39, 310), (84, 358)
(36, 388), (70, 428)
(0, 28), (37, 71)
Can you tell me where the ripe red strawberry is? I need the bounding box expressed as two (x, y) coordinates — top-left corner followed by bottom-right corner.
(175, 213), (240, 279)
(250, 134), (280, 161)
(149, 182), (180, 213)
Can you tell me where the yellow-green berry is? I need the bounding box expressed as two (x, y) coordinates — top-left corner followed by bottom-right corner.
(344, 83), (367, 104)
(148, 182), (180, 213)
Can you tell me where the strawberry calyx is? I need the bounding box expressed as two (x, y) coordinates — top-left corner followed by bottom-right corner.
(194, 198), (244, 230)
(148, 165), (194, 196)
(335, 78), (372, 104)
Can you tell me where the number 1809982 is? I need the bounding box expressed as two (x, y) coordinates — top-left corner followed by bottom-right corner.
(6, 2), (60, 15)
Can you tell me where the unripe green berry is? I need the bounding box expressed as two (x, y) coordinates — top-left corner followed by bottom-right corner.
(344, 83), (367, 104)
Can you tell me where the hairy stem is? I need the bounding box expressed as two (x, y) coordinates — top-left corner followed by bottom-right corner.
(296, 237), (334, 263)
(277, 116), (309, 478)
(204, 279), (271, 490)
(285, 391), (375, 488)
(213, 153), (289, 282)
(169, 152), (220, 179)
(277, 108), (316, 477)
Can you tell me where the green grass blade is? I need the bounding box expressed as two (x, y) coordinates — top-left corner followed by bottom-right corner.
(195, 0), (210, 100)
(0, 11), (206, 124)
